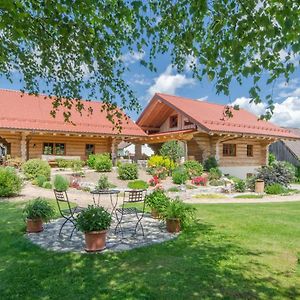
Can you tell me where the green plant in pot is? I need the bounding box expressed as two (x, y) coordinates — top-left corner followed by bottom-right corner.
(76, 205), (112, 252)
(162, 197), (195, 233)
(144, 190), (170, 219)
(23, 198), (55, 233)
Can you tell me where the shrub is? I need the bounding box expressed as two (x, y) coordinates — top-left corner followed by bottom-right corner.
(97, 175), (110, 190)
(149, 175), (160, 187)
(149, 166), (168, 180)
(147, 155), (176, 174)
(160, 141), (184, 162)
(76, 205), (112, 232)
(183, 160), (203, 179)
(0, 167), (23, 197)
(87, 153), (112, 172)
(191, 176), (207, 186)
(118, 163), (138, 180)
(23, 198), (55, 221)
(36, 175), (47, 187)
(161, 198), (195, 228)
(42, 181), (52, 189)
(172, 167), (189, 184)
(234, 179), (246, 192)
(22, 159), (51, 180)
(168, 186), (180, 192)
(56, 159), (85, 169)
(255, 161), (295, 187)
(53, 175), (69, 191)
(127, 180), (148, 190)
(208, 167), (222, 181)
(204, 156), (218, 171)
(265, 183), (287, 195)
(209, 179), (224, 186)
(144, 190), (170, 213)
(268, 153), (276, 165)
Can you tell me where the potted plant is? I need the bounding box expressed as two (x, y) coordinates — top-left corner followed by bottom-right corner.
(162, 198), (195, 233)
(144, 190), (170, 219)
(23, 198), (55, 233)
(76, 205), (112, 252)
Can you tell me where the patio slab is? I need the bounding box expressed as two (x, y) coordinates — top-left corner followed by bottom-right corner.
(26, 214), (178, 253)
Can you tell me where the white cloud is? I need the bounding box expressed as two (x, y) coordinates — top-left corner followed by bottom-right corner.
(231, 97), (266, 116)
(279, 87), (300, 98)
(147, 65), (196, 96)
(232, 96), (300, 127)
(279, 49), (299, 65)
(277, 78), (300, 90)
(132, 74), (150, 86)
(121, 50), (145, 64)
(196, 96), (208, 101)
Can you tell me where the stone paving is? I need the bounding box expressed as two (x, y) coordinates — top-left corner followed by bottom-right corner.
(26, 214), (178, 253)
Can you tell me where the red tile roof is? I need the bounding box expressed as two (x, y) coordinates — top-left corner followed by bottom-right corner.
(0, 89), (146, 137)
(149, 93), (298, 139)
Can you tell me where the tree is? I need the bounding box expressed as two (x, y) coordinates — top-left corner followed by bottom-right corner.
(160, 141), (183, 162)
(1, 0), (299, 124)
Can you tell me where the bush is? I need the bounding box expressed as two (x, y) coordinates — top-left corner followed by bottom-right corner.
(23, 198), (55, 221)
(127, 180), (148, 190)
(209, 179), (224, 186)
(255, 161), (295, 187)
(96, 175), (110, 190)
(22, 159), (51, 180)
(56, 159), (85, 169)
(172, 167), (189, 184)
(144, 190), (170, 213)
(36, 175), (47, 187)
(76, 205), (112, 232)
(191, 176), (207, 186)
(204, 156), (218, 171)
(118, 163), (138, 180)
(208, 167), (222, 181)
(149, 175), (160, 187)
(53, 175), (69, 191)
(183, 160), (203, 179)
(42, 181), (52, 189)
(234, 179), (246, 192)
(161, 197), (195, 228)
(265, 183), (287, 195)
(0, 167), (23, 197)
(160, 141), (184, 162)
(268, 153), (276, 165)
(147, 155), (176, 175)
(87, 153), (112, 172)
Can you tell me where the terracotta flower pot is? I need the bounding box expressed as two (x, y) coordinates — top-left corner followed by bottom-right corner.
(26, 218), (43, 233)
(151, 208), (160, 219)
(166, 218), (181, 233)
(84, 230), (108, 252)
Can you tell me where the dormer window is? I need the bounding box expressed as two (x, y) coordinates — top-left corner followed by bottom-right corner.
(184, 119), (193, 126)
(169, 115), (178, 128)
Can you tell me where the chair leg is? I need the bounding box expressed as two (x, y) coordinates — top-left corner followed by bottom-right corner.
(114, 211), (124, 237)
(134, 211), (145, 236)
(59, 218), (69, 236)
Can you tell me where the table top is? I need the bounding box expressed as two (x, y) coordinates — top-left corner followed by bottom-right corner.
(90, 189), (120, 195)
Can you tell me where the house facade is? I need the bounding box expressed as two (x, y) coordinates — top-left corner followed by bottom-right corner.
(0, 89), (146, 162)
(135, 93), (298, 178)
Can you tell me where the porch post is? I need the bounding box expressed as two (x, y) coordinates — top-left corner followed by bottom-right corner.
(215, 140), (220, 163)
(21, 132), (28, 162)
(111, 139), (119, 166)
(134, 144), (142, 162)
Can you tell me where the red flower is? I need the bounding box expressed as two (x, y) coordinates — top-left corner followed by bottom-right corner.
(192, 176), (207, 186)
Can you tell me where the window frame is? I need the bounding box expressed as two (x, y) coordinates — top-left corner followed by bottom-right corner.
(247, 144), (253, 157)
(222, 143), (236, 157)
(43, 142), (66, 155)
(85, 144), (95, 156)
(169, 115), (178, 128)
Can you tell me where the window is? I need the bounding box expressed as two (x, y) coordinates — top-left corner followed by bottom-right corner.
(223, 144), (236, 156)
(169, 115), (178, 128)
(43, 143), (65, 155)
(247, 145), (253, 157)
(184, 119), (193, 126)
(86, 144), (95, 156)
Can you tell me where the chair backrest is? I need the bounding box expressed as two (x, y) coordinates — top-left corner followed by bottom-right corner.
(53, 190), (73, 218)
(124, 190), (146, 204)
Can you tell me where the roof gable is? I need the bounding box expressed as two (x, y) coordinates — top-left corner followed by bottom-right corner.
(0, 89), (146, 137)
(137, 93), (298, 139)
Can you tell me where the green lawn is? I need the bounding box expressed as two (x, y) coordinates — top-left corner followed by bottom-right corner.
(0, 200), (299, 299)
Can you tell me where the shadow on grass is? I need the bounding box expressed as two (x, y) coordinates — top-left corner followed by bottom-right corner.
(0, 201), (299, 299)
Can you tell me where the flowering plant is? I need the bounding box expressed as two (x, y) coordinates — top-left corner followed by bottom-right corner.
(149, 175), (160, 187)
(192, 176), (207, 186)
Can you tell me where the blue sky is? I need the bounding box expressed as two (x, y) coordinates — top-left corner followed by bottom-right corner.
(1, 50), (300, 127)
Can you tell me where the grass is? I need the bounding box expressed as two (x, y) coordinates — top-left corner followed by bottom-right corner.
(0, 200), (300, 299)
(234, 194), (264, 199)
(168, 186), (180, 192)
(193, 193), (225, 199)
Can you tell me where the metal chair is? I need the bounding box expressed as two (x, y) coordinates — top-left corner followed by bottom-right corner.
(115, 190), (146, 236)
(53, 190), (84, 239)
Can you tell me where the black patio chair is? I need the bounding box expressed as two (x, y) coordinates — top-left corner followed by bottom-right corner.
(53, 189), (84, 239)
(115, 190), (146, 236)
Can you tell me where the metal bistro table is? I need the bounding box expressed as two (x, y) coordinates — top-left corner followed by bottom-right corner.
(90, 189), (120, 216)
